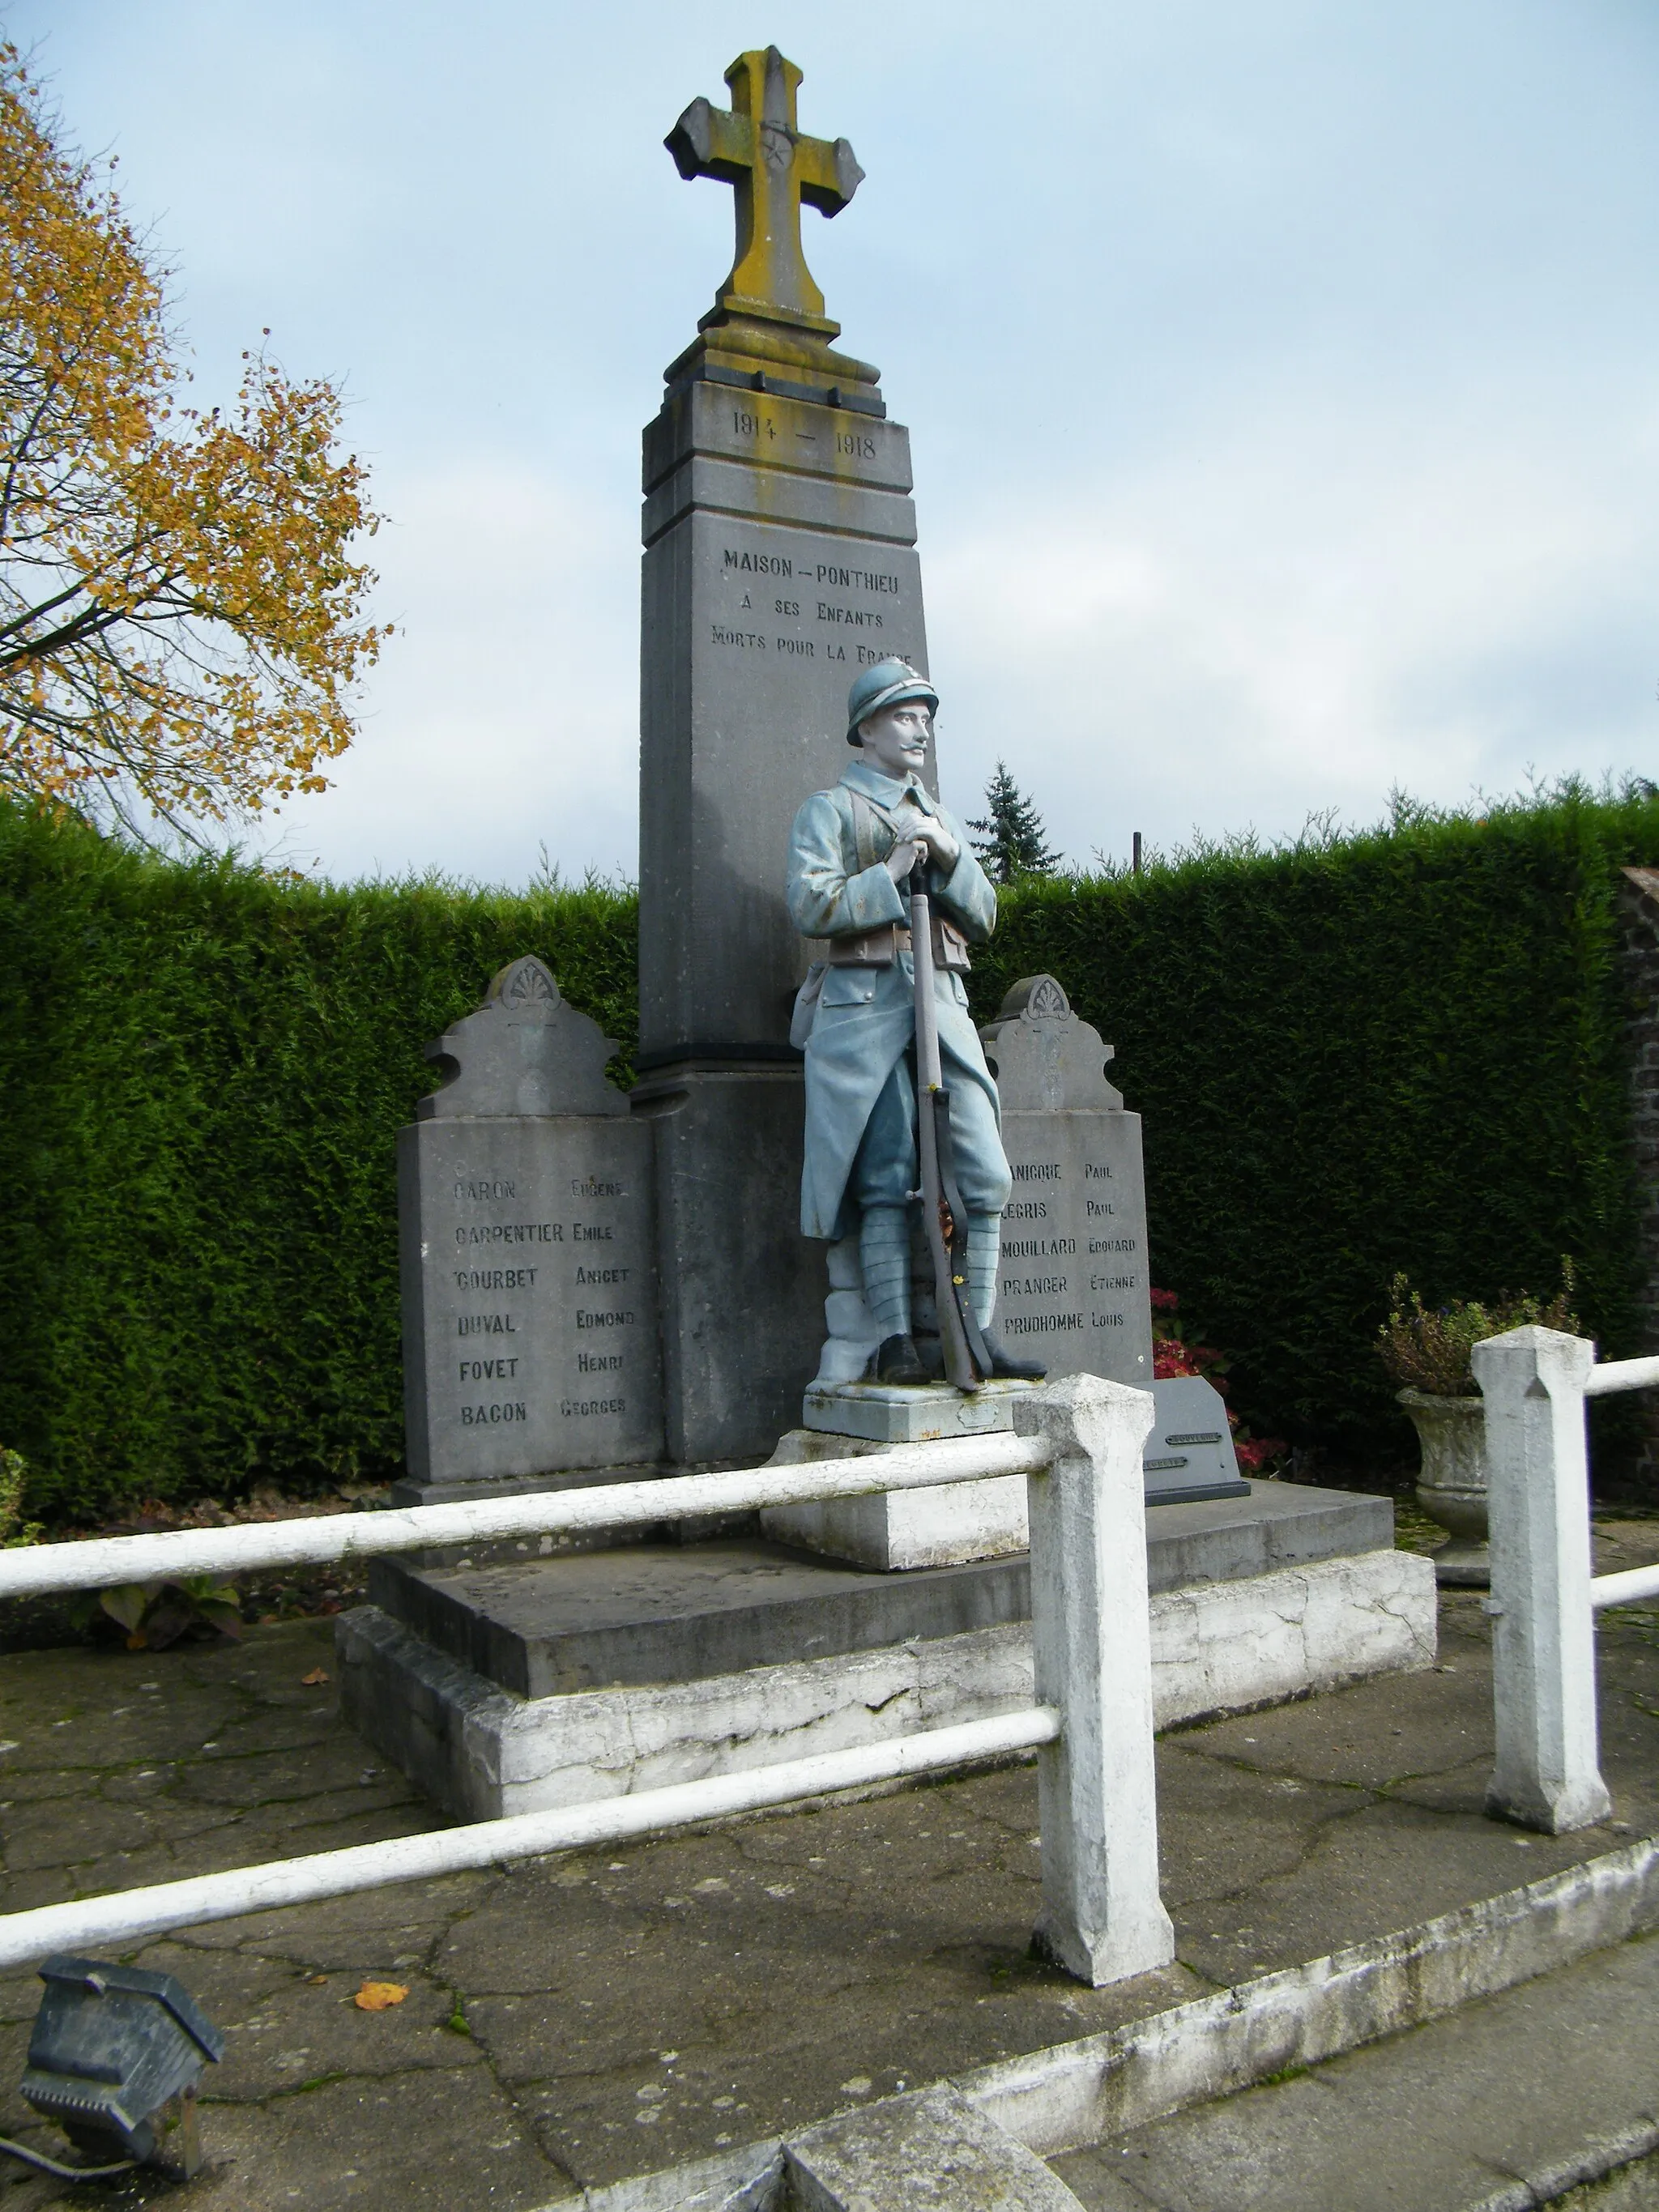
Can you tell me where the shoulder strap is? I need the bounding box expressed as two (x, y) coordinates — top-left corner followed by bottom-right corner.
(849, 787), (884, 872)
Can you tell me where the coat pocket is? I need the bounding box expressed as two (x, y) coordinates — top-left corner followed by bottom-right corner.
(820, 967), (879, 1008)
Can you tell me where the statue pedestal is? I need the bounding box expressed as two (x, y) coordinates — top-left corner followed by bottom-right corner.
(801, 1378), (1030, 1444)
(761, 1379), (1034, 1571)
(760, 1413), (1031, 1572)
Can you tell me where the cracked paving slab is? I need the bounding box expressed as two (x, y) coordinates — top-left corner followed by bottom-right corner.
(0, 1587), (1651, 2200)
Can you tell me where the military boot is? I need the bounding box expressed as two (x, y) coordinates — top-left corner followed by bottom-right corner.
(875, 1333), (930, 1386)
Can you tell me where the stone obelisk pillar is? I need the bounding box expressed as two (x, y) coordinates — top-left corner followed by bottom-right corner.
(634, 47), (932, 1464)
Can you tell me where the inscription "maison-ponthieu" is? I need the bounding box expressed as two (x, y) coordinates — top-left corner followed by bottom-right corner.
(720, 549), (901, 592)
(715, 543), (915, 667)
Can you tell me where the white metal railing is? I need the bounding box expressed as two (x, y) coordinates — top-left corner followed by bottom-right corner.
(0, 1434), (1044, 1598)
(0, 1377), (1175, 1989)
(1472, 1327), (1659, 1833)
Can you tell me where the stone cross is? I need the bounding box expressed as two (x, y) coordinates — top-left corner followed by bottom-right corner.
(666, 46), (864, 330)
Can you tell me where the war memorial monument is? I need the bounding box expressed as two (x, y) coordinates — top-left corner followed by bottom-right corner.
(342, 48), (1433, 1815)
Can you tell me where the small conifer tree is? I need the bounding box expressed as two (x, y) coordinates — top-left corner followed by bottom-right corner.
(967, 760), (1060, 882)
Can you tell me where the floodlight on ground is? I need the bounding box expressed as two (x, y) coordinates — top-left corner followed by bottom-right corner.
(1, 1954), (224, 2181)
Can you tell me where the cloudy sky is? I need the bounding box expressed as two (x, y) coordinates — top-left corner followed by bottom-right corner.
(11, 0), (1659, 881)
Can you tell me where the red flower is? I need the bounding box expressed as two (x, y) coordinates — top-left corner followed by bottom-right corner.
(1235, 1436), (1289, 1473)
(1154, 1339), (1204, 1379)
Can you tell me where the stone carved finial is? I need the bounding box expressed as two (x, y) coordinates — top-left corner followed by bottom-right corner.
(419, 956), (627, 1120)
(491, 957), (559, 1008)
(979, 974), (1123, 1113)
(664, 46), (878, 394)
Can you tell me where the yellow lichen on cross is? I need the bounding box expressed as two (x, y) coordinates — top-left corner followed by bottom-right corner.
(667, 46), (864, 341)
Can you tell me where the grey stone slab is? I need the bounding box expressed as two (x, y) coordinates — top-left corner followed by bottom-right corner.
(367, 1539), (1031, 1698)
(982, 975), (1127, 1116)
(995, 1108), (1151, 1386)
(983, 980), (1154, 1392)
(398, 1110), (662, 1489)
(633, 1066), (825, 1464)
(396, 952), (664, 1493)
(786, 2084), (1085, 2208)
(802, 1379), (1033, 1443)
(1142, 1480), (1392, 1591)
(369, 1484), (1392, 1698)
(1142, 1377), (1249, 1507)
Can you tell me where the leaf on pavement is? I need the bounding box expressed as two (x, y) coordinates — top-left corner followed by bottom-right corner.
(353, 1981), (407, 2012)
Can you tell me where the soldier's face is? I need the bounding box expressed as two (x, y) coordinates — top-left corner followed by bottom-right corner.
(858, 699), (932, 779)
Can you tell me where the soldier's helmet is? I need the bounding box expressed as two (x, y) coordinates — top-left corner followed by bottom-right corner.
(846, 658), (939, 745)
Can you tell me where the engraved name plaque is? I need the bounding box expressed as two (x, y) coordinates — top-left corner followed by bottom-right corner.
(980, 975), (1154, 1391)
(397, 957), (662, 1498)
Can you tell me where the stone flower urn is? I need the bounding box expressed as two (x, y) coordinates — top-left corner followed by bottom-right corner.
(1397, 1387), (1489, 1586)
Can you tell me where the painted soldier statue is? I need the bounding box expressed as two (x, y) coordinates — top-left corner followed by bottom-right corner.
(786, 658), (1045, 1387)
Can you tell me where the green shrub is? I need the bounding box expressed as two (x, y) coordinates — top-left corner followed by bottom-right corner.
(971, 782), (1659, 1457)
(0, 803), (636, 1520)
(0, 1448), (42, 1546)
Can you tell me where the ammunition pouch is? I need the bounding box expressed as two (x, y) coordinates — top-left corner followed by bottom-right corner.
(824, 917), (972, 972)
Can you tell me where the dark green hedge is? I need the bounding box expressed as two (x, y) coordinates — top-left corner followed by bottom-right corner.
(0, 805), (636, 1520)
(973, 784), (1659, 1459)
(3, 785), (1655, 1519)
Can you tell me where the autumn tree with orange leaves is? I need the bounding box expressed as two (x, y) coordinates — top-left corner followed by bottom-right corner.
(0, 45), (386, 842)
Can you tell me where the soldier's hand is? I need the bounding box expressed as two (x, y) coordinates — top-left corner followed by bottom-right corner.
(914, 818), (960, 870)
(885, 837), (921, 884)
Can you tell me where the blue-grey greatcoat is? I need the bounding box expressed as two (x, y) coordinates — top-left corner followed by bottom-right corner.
(787, 757), (1005, 1241)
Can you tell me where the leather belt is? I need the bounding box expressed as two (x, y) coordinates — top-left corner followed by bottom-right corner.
(824, 918), (971, 972)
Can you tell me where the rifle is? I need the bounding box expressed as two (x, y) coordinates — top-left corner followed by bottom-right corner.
(908, 858), (991, 1391)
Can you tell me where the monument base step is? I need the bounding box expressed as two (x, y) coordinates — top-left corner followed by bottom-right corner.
(338, 1541), (1435, 1822)
(365, 1481), (1392, 1693)
(341, 1481), (1434, 1822)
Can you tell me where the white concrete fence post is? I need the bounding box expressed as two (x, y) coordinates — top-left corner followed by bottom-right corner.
(1471, 1324), (1613, 1834)
(1015, 1372), (1175, 1985)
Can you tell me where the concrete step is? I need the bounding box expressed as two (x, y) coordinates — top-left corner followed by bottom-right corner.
(1051, 1926), (1659, 2210)
(366, 1481), (1390, 1697)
